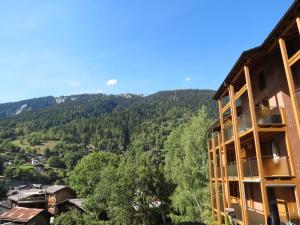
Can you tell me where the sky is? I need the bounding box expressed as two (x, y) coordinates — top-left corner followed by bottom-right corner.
(0, 0), (294, 103)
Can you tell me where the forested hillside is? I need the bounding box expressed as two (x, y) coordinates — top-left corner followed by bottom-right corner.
(0, 89), (217, 225)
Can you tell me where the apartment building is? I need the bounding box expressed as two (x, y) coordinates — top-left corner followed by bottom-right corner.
(208, 1), (300, 225)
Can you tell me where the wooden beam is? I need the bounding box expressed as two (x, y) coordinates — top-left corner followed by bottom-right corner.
(218, 100), (231, 208)
(212, 137), (222, 225)
(218, 133), (227, 214)
(279, 38), (300, 141)
(288, 49), (300, 67)
(207, 141), (215, 221)
(244, 66), (269, 225)
(222, 102), (230, 114)
(280, 108), (296, 177)
(234, 84), (247, 101)
(297, 17), (300, 36)
(257, 127), (286, 132)
(229, 85), (249, 225)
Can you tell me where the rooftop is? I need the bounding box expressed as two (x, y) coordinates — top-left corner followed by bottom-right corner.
(46, 185), (67, 194)
(0, 207), (46, 223)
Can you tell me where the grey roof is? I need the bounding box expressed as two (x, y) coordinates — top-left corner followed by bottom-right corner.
(68, 199), (85, 211)
(46, 185), (67, 194)
(8, 189), (45, 202)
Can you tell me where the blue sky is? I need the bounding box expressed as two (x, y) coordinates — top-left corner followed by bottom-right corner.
(0, 0), (294, 103)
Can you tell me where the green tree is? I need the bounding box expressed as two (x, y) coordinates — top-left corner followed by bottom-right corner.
(47, 156), (66, 168)
(165, 107), (212, 224)
(69, 151), (119, 197)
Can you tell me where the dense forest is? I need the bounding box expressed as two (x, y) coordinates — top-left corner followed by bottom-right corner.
(0, 89), (217, 225)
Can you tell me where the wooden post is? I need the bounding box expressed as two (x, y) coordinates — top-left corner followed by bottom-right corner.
(279, 38), (300, 141)
(212, 137), (222, 225)
(228, 85), (248, 225)
(218, 133), (227, 214)
(207, 140), (215, 221)
(218, 100), (231, 207)
(244, 66), (270, 224)
(297, 17), (300, 35)
(280, 108), (297, 177)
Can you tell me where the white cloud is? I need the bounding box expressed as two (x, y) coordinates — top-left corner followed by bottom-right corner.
(106, 79), (118, 86)
(96, 89), (102, 93)
(70, 81), (80, 87)
(184, 77), (192, 82)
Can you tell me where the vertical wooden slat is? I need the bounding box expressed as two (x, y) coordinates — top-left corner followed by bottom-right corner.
(207, 140), (215, 221)
(212, 137), (222, 224)
(228, 85), (248, 225)
(218, 100), (231, 208)
(296, 17), (300, 36)
(279, 38), (300, 140)
(218, 133), (226, 215)
(244, 66), (269, 225)
(280, 108), (296, 177)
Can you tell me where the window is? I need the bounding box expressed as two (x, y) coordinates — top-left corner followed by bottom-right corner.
(258, 72), (266, 91)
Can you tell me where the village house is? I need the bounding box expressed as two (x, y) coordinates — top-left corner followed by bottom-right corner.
(7, 189), (47, 209)
(207, 1), (300, 225)
(0, 207), (52, 225)
(46, 185), (76, 214)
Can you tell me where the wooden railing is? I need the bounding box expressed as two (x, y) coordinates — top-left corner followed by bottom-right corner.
(262, 156), (291, 177)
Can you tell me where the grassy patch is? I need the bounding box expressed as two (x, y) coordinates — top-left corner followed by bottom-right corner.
(11, 140), (59, 154)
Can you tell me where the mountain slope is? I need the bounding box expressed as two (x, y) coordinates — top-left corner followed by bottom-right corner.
(0, 89), (216, 178)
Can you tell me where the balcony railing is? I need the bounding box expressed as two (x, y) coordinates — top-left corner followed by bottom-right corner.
(242, 157), (259, 178)
(262, 156), (291, 177)
(217, 166), (221, 178)
(224, 124), (233, 142)
(247, 209), (265, 225)
(237, 110), (252, 133)
(211, 160), (214, 178)
(231, 202), (243, 222)
(219, 195), (224, 212)
(241, 156), (291, 177)
(256, 107), (282, 126)
(226, 162), (238, 178)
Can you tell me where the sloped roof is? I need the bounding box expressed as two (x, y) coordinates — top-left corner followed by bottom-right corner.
(46, 185), (67, 194)
(8, 189), (45, 202)
(0, 207), (49, 223)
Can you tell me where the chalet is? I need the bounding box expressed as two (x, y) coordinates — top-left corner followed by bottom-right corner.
(46, 185), (75, 214)
(0, 207), (52, 225)
(207, 1), (300, 225)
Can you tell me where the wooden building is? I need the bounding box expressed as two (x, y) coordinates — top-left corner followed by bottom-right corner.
(0, 207), (52, 225)
(46, 185), (76, 214)
(207, 1), (300, 225)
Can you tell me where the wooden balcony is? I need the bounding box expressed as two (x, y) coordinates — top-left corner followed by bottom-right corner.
(242, 156), (291, 178)
(237, 110), (252, 134)
(256, 107), (283, 127)
(224, 124), (233, 142)
(242, 157), (259, 178)
(263, 156), (291, 177)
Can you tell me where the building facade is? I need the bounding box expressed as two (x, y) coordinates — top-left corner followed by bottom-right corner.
(208, 1), (300, 225)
